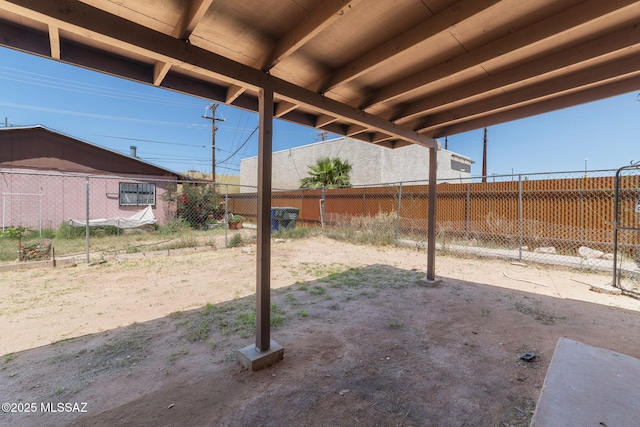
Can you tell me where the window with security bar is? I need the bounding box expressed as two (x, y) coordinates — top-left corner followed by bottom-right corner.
(119, 182), (155, 206)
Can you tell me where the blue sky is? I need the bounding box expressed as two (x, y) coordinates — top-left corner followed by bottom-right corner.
(1, 46), (638, 177)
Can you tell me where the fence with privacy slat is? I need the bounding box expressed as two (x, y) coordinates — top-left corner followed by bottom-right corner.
(1, 169), (638, 287)
(228, 170), (640, 278)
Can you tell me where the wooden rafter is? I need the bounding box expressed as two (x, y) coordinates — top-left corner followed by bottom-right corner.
(47, 23), (59, 59)
(360, 0), (640, 110)
(312, 0), (501, 93)
(153, 0), (215, 86)
(394, 24), (640, 124)
(257, 0), (363, 72)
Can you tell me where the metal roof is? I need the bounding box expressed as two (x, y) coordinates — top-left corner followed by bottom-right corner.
(0, 0), (639, 150)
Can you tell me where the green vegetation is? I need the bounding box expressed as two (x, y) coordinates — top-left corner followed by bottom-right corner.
(163, 183), (222, 229)
(513, 299), (563, 325)
(0, 226), (28, 239)
(326, 211), (397, 246)
(271, 226), (317, 239)
(0, 220), (230, 263)
(299, 157), (352, 189)
(228, 233), (243, 248)
(228, 214), (245, 223)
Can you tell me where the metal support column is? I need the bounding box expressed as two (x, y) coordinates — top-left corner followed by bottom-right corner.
(427, 148), (437, 280)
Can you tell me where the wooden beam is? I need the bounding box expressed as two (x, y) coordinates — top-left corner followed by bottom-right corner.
(275, 100), (298, 118)
(226, 85), (246, 104)
(374, 139), (413, 149)
(394, 24), (640, 124)
(0, 0), (434, 147)
(427, 148), (437, 281)
(172, 0), (214, 40)
(345, 124), (368, 137)
(315, 114), (338, 128)
(153, 61), (172, 86)
(361, 0), (640, 109)
(152, 0), (214, 86)
(370, 133), (394, 144)
(313, 0), (501, 93)
(256, 84), (274, 352)
(47, 23), (59, 59)
(425, 73), (640, 138)
(257, 0), (362, 71)
(414, 54), (640, 133)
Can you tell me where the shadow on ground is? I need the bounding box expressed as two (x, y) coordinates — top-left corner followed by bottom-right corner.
(2, 264), (640, 427)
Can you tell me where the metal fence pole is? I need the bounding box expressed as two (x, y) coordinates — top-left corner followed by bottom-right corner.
(225, 184), (229, 248)
(85, 176), (90, 264)
(39, 194), (42, 236)
(396, 182), (403, 242)
(321, 185), (325, 230)
(465, 182), (470, 240)
(518, 174), (523, 262)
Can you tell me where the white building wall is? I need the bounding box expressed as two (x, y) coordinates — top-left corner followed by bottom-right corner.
(240, 137), (472, 191)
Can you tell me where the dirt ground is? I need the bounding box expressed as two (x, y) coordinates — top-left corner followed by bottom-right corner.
(1, 234), (640, 427)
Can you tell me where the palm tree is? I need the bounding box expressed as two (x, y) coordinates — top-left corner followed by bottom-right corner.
(299, 157), (352, 188)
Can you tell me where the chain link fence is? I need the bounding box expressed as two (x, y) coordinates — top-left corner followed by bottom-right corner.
(0, 170), (255, 263)
(246, 170), (637, 277)
(2, 168), (639, 287)
(613, 164), (640, 295)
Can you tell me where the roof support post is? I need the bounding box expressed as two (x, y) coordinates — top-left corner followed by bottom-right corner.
(256, 84), (274, 352)
(426, 147), (437, 281)
(238, 83), (284, 370)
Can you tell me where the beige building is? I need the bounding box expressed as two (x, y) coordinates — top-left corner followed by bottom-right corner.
(240, 137), (473, 191)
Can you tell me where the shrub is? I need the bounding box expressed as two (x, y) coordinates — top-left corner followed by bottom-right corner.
(56, 222), (120, 239)
(229, 234), (243, 248)
(0, 226), (28, 239)
(163, 183), (222, 229)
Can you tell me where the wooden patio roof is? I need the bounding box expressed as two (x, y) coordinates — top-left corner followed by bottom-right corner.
(1, 0), (639, 149)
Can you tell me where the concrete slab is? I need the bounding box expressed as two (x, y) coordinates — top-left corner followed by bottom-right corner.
(531, 337), (640, 427)
(237, 340), (284, 371)
(418, 277), (442, 287)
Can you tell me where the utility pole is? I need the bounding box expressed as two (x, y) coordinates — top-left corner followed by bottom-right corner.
(316, 131), (328, 142)
(203, 104), (225, 182)
(481, 127), (488, 183)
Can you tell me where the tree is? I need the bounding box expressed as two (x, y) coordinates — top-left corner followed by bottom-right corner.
(300, 157), (352, 189)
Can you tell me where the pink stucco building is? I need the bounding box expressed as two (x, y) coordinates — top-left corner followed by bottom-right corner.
(0, 125), (189, 231)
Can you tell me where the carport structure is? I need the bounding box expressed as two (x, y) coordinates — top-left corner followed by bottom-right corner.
(1, 0), (639, 365)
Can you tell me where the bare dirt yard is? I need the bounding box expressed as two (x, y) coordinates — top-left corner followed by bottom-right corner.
(1, 233), (640, 426)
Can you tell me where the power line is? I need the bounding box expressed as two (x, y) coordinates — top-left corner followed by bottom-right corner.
(0, 66), (204, 108)
(92, 134), (210, 148)
(0, 100), (209, 129)
(215, 126), (258, 166)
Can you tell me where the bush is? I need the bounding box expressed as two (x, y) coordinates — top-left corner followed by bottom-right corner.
(0, 226), (28, 239)
(164, 183), (222, 229)
(326, 212), (397, 246)
(229, 234), (243, 248)
(272, 226), (317, 239)
(56, 222), (120, 239)
(158, 217), (191, 234)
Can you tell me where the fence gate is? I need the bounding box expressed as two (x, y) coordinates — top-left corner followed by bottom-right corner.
(613, 162), (640, 294)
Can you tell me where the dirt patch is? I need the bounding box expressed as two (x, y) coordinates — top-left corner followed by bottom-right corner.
(1, 235), (640, 426)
